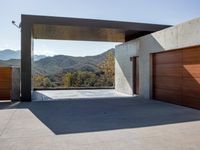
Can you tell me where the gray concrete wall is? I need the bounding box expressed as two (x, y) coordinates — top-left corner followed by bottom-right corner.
(115, 40), (139, 95)
(115, 17), (200, 98)
(11, 67), (20, 101)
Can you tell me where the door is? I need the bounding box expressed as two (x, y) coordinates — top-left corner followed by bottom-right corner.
(181, 48), (200, 108)
(132, 57), (139, 95)
(153, 46), (200, 109)
(0, 68), (12, 100)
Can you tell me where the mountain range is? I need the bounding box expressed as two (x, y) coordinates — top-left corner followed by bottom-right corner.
(0, 49), (114, 76)
(0, 49), (47, 61)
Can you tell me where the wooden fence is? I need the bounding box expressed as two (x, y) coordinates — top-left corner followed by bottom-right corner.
(0, 67), (12, 100)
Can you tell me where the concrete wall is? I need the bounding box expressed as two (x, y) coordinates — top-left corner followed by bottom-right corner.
(115, 40), (139, 95)
(115, 17), (200, 98)
(11, 67), (20, 101)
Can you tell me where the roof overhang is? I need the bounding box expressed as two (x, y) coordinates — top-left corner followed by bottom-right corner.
(21, 15), (171, 42)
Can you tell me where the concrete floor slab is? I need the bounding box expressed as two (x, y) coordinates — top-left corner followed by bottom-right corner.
(0, 97), (200, 150)
(32, 89), (131, 101)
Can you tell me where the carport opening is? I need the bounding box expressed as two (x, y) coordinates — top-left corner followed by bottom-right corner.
(20, 15), (170, 101)
(32, 40), (130, 100)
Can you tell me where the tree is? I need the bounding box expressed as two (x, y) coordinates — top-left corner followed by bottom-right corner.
(82, 71), (96, 87)
(63, 73), (72, 87)
(33, 75), (52, 88)
(99, 52), (115, 86)
(73, 71), (95, 87)
(42, 77), (52, 87)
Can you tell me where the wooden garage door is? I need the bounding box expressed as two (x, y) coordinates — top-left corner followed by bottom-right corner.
(0, 68), (12, 100)
(153, 46), (200, 109)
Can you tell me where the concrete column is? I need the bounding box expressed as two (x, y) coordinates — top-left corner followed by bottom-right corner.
(21, 16), (33, 101)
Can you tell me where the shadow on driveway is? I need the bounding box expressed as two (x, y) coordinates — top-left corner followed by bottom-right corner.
(0, 97), (200, 135)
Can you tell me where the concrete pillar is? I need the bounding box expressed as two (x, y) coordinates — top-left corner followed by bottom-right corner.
(21, 16), (33, 101)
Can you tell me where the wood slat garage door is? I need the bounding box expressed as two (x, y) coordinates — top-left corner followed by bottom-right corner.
(0, 68), (12, 100)
(153, 46), (200, 109)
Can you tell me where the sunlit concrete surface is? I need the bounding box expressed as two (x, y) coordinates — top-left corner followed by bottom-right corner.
(0, 97), (200, 150)
(32, 89), (132, 101)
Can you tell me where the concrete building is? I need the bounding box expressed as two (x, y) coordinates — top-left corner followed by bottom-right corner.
(20, 14), (169, 101)
(115, 17), (200, 109)
(20, 14), (200, 109)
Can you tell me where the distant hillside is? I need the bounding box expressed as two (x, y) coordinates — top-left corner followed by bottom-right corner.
(0, 48), (115, 76)
(0, 49), (47, 61)
(34, 55), (47, 61)
(0, 49), (20, 60)
(0, 59), (20, 67)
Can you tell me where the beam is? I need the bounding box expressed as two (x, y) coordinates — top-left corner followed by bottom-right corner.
(33, 24), (125, 42)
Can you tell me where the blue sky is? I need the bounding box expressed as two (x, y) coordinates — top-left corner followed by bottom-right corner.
(0, 0), (200, 56)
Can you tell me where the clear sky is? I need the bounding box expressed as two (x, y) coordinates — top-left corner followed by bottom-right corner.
(0, 0), (200, 56)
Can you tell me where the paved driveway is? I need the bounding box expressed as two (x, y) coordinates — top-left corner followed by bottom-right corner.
(0, 97), (200, 150)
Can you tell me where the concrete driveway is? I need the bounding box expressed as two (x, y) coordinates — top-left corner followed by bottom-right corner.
(0, 97), (200, 150)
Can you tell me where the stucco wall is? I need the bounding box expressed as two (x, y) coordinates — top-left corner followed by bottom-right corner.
(115, 17), (200, 98)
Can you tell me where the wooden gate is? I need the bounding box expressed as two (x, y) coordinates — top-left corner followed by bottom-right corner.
(0, 67), (12, 100)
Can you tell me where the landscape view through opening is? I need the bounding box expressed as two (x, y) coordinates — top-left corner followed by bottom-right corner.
(0, 40), (121, 89)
